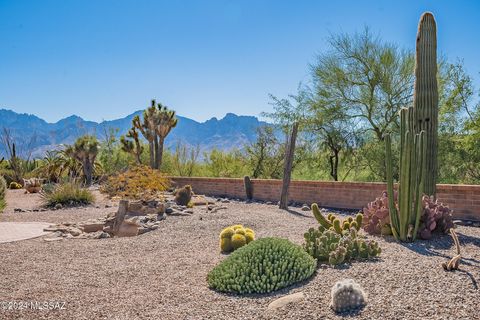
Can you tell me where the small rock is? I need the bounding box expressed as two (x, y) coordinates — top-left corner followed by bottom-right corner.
(149, 224), (159, 230)
(47, 231), (63, 238)
(67, 227), (82, 237)
(105, 204), (111, 208)
(14, 208), (24, 212)
(301, 205), (310, 211)
(54, 203), (63, 210)
(44, 237), (63, 242)
(453, 220), (464, 226)
(221, 199), (230, 203)
(165, 207), (174, 214)
(473, 222), (480, 228)
(79, 221), (104, 233)
(267, 292), (305, 311)
(266, 201), (273, 205)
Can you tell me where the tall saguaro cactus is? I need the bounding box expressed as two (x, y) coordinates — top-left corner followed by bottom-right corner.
(413, 12), (438, 197)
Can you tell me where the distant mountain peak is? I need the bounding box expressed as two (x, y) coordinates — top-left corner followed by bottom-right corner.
(0, 109), (270, 158)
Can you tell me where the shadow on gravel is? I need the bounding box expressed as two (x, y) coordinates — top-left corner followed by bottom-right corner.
(393, 232), (479, 267)
(457, 269), (479, 290)
(285, 209), (314, 219)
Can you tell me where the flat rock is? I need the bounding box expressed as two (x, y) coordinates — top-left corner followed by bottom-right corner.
(79, 221), (104, 233)
(301, 205), (310, 211)
(0, 222), (52, 243)
(267, 292), (305, 311)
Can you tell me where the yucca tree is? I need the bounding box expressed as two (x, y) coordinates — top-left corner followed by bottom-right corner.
(35, 150), (63, 183)
(154, 101), (178, 169)
(132, 102), (158, 168)
(120, 127), (143, 164)
(65, 135), (99, 186)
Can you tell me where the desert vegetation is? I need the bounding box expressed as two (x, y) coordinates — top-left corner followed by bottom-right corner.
(0, 8), (478, 320)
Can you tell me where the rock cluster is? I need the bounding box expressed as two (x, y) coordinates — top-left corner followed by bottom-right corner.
(44, 199), (166, 240)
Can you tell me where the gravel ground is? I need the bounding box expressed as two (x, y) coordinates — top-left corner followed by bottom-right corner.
(0, 190), (479, 320)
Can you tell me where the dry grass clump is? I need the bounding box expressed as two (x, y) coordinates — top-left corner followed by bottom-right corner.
(41, 182), (94, 207)
(100, 165), (170, 199)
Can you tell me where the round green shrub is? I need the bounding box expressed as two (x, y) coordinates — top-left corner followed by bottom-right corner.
(207, 237), (316, 294)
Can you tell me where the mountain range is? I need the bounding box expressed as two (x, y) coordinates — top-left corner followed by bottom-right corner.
(0, 109), (269, 158)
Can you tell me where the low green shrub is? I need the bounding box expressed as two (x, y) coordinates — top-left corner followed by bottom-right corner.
(207, 237), (316, 294)
(41, 182), (94, 207)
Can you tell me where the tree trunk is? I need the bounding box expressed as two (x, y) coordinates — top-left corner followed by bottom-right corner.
(157, 136), (165, 170)
(329, 149), (339, 181)
(279, 122), (299, 210)
(84, 159), (93, 186)
(148, 141), (154, 168)
(153, 134), (159, 169)
(134, 138), (142, 165)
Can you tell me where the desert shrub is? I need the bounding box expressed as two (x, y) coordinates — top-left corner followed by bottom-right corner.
(174, 185), (193, 205)
(41, 182), (94, 207)
(207, 237), (316, 294)
(9, 181), (22, 189)
(0, 176), (6, 211)
(100, 165), (170, 199)
(219, 224), (255, 253)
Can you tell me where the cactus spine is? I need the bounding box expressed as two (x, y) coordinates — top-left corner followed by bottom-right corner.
(413, 12), (438, 197)
(385, 108), (427, 241)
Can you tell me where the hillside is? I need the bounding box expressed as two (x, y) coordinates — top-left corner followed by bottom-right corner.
(0, 109), (269, 158)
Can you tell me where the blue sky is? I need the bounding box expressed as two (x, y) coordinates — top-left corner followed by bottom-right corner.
(0, 0), (479, 123)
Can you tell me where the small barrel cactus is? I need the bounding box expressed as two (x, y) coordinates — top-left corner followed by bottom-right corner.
(174, 185), (193, 206)
(219, 224), (255, 253)
(330, 279), (367, 313)
(9, 181), (22, 190)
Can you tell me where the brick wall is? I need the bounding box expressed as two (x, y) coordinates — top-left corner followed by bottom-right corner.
(170, 177), (480, 221)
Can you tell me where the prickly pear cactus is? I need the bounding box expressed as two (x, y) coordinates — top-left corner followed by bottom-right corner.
(363, 192), (393, 235)
(418, 195), (454, 240)
(330, 279), (367, 313)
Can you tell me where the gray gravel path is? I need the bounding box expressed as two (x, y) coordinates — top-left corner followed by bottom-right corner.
(0, 190), (479, 319)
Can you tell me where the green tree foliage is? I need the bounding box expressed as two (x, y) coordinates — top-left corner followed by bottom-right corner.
(65, 135), (99, 186)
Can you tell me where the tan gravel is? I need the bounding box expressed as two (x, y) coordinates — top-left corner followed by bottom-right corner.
(0, 190), (479, 320)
